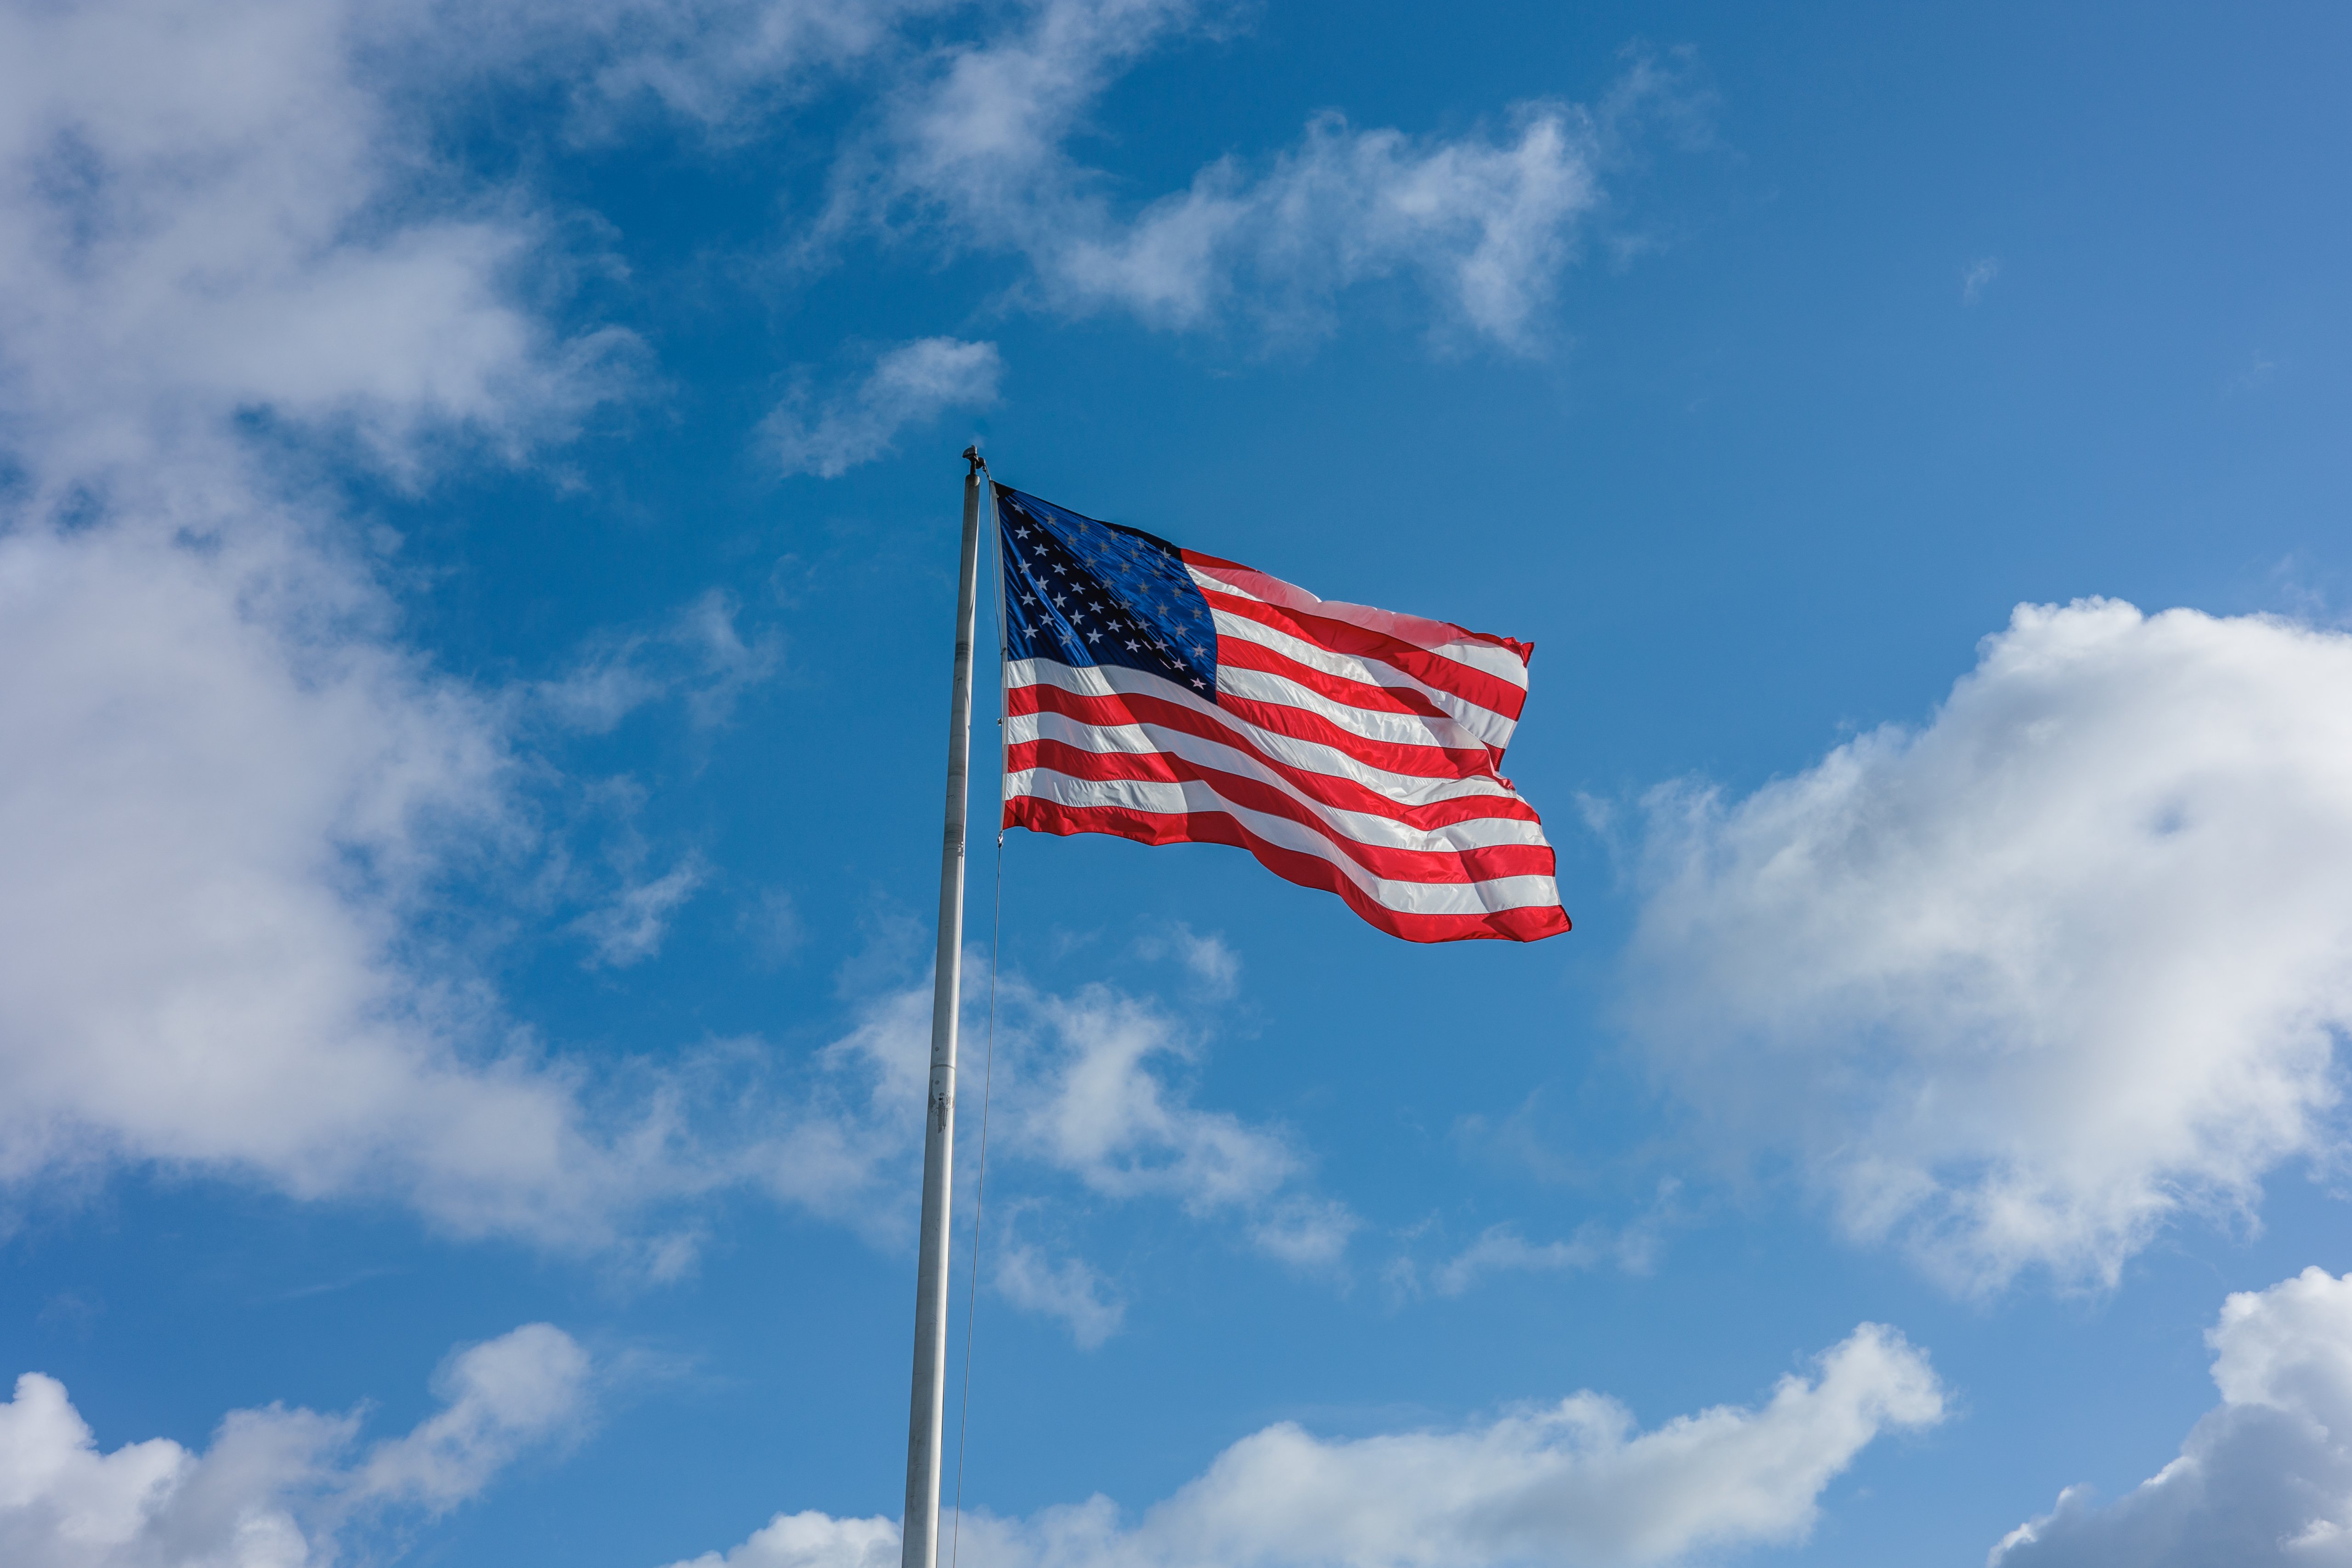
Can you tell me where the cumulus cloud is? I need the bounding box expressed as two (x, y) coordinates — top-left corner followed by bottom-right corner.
(665, 1322), (1944, 1568)
(1993, 1266), (2352, 1565)
(766, 337), (1003, 478)
(829, 0), (1682, 349)
(664, 1510), (899, 1568)
(0, 1323), (588, 1568)
(1627, 600), (2352, 1291)
(0, 0), (733, 1255)
(0, 506), (710, 1250)
(0, 0), (632, 479)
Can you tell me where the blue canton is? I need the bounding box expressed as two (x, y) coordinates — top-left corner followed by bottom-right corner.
(997, 485), (1219, 700)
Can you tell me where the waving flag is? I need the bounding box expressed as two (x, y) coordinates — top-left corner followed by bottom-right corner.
(996, 484), (1570, 943)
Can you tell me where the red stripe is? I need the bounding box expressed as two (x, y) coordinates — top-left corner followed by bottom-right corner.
(1213, 634), (1455, 723)
(1181, 547), (1536, 663)
(1011, 739), (1560, 884)
(1006, 796), (1572, 944)
(1009, 682), (1539, 828)
(1200, 587), (1530, 726)
(1211, 686), (1495, 782)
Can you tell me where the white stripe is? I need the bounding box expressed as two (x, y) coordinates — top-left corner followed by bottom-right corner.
(1010, 659), (1519, 807)
(1216, 653), (1503, 757)
(1011, 708), (1551, 855)
(1182, 559), (1534, 691)
(1009, 768), (1562, 916)
(1209, 604), (1521, 754)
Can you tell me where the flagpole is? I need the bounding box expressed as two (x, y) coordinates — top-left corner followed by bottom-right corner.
(901, 446), (988, 1568)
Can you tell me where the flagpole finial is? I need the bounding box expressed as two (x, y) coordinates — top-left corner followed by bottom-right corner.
(964, 445), (988, 477)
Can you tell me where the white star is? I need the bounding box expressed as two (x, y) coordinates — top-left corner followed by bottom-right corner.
(1020, 593), (1036, 605)
(1053, 593), (1068, 606)
(1053, 564), (1069, 575)
(1189, 645), (1205, 656)
(1014, 526), (1030, 539)
(1190, 677), (1206, 688)
(1086, 630), (1102, 643)
(1125, 640), (1140, 651)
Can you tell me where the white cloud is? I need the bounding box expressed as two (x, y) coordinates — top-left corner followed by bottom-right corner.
(505, 0), (933, 133)
(1243, 1196), (1361, 1271)
(0, 511), (708, 1250)
(756, 968), (1355, 1328)
(357, 1323), (593, 1509)
(1627, 600), (2352, 1291)
(577, 856), (711, 967)
(1008, 982), (1341, 1250)
(992, 1233), (1125, 1349)
(828, 0), (1675, 350)
(0, 0), (632, 480)
(0, 1323), (588, 1568)
(662, 1510), (899, 1568)
(1430, 1223), (1606, 1297)
(1133, 922), (1239, 999)
(665, 1323), (1945, 1568)
(1390, 1185), (1681, 1301)
(1993, 1266), (2352, 1566)
(766, 337), (1003, 478)
(1044, 105), (1603, 348)
(0, 0), (735, 1256)
(538, 588), (782, 735)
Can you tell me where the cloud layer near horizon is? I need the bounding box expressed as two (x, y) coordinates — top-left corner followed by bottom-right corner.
(666, 1322), (1944, 1568)
(1628, 599), (2352, 1291)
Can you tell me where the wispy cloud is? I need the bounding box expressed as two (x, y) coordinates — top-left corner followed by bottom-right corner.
(820, 3), (1701, 351)
(992, 1229), (1125, 1349)
(575, 855), (708, 967)
(754, 961), (1357, 1333)
(1132, 921), (1240, 1000)
(1962, 254), (2001, 304)
(537, 589), (782, 735)
(766, 337), (1003, 478)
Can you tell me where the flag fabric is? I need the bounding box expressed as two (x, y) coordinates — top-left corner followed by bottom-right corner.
(995, 484), (1571, 943)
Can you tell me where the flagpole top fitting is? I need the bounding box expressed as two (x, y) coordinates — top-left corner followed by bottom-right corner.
(963, 445), (988, 478)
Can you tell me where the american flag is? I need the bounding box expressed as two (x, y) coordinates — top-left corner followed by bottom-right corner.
(995, 484), (1571, 943)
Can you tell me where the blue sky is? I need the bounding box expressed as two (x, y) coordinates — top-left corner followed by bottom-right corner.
(3, 2), (2351, 1565)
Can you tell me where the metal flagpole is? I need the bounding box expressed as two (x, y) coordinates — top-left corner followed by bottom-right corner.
(901, 446), (988, 1568)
